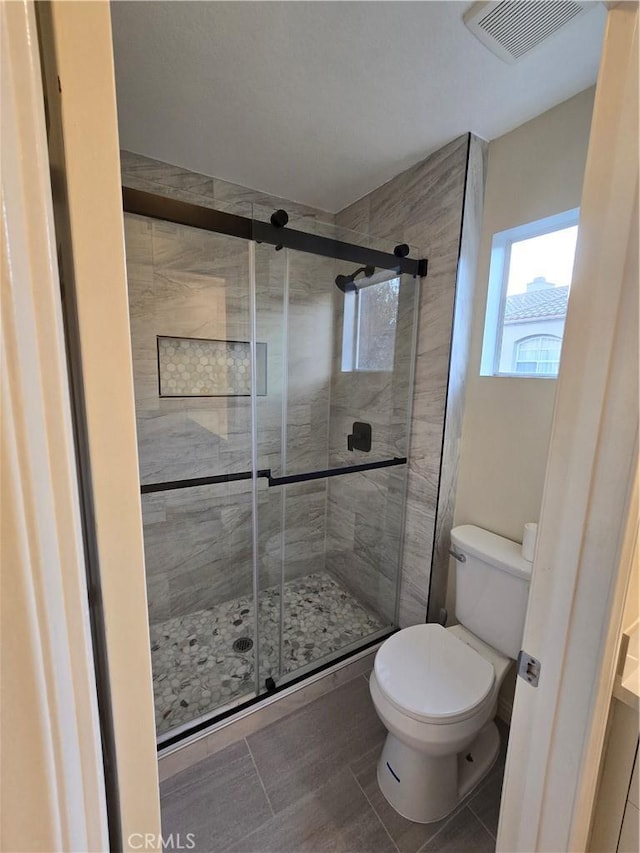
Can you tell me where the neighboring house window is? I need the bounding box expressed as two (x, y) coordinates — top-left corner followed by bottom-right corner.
(480, 208), (579, 378)
(514, 335), (562, 375)
(342, 276), (399, 372)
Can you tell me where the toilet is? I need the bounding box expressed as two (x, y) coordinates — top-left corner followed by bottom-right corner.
(369, 524), (532, 824)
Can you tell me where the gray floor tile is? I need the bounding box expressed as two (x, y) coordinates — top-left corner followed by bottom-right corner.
(228, 767), (396, 853)
(493, 719), (510, 768)
(160, 740), (273, 852)
(247, 676), (386, 813)
(352, 721), (509, 852)
(467, 771), (502, 839)
(466, 720), (507, 838)
(351, 746), (454, 853)
(418, 808), (495, 853)
(159, 678), (508, 853)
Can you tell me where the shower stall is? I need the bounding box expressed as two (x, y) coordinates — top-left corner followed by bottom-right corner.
(123, 189), (426, 744)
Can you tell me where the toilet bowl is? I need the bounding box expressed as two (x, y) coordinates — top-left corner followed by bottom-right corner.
(369, 524), (532, 824)
(370, 623), (510, 823)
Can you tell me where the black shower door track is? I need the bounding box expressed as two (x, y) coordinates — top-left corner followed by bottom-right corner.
(157, 628), (397, 752)
(140, 456), (407, 494)
(122, 187), (428, 278)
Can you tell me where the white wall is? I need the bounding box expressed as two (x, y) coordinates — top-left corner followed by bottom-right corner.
(449, 88), (595, 721)
(452, 88), (595, 550)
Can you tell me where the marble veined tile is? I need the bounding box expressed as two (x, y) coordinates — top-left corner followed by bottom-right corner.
(334, 194), (371, 236)
(332, 134), (474, 629)
(213, 177), (333, 223)
(121, 150), (215, 196)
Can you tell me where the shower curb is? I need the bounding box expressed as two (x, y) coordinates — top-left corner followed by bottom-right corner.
(157, 643), (380, 781)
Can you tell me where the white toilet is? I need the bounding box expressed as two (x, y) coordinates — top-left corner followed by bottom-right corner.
(370, 524), (532, 824)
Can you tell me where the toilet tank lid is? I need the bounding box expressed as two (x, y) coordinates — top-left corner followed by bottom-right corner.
(450, 525), (532, 580)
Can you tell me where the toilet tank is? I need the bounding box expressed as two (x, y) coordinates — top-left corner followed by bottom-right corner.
(450, 525), (532, 660)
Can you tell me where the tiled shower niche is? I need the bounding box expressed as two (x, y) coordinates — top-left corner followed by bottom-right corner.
(158, 335), (267, 397)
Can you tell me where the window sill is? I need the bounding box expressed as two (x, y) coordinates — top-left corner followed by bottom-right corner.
(479, 372), (559, 379)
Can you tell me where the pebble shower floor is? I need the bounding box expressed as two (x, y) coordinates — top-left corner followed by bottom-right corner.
(151, 571), (385, 735)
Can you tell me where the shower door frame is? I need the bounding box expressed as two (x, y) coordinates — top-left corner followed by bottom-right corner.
(122, 187), (427, 276)
(123, 187), (428, 748)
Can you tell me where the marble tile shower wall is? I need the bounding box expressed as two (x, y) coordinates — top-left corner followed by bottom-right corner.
(254, 244), (336, 478)
(126, 215), (252, 483)
(334, 135), (477, 627)
(324, 279), (416, 621)
(122, 153), (335, 624)
(120, 150), (331, 223)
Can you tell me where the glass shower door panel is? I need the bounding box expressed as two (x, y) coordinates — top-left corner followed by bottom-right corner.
(254, 481), (283, 684)
(251, 217), (420, 688)
(126, 214), (255, 483)
(279, 478), (389, 677)
(322, 265), (417, 641)
(252, 240), (339, 689)
(324, 464), (408, 632)
(124, 212), (258, 739)
(252, 240), (287, 691)
(328, 268), (418, 469)
(143, 481), (257, 737)
(273, 248), (335, 480)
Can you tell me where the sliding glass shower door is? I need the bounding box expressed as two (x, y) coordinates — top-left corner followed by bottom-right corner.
(123, 197), (421, 742)
(252, 213), (419, 689)
(126, 212), (258, 739)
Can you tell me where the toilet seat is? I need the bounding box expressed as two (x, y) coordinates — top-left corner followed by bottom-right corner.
(374, 624), (495, 725)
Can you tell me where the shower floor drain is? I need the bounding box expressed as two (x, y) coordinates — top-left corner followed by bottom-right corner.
(232, 637), (253, 653)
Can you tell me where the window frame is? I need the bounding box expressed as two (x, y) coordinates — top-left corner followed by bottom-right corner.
(480, 207), (579, 379)
(341, 274), (400, 374)
(513, 334), (563, 376)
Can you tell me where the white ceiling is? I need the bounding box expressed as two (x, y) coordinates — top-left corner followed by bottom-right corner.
(110, 1), (605, 213)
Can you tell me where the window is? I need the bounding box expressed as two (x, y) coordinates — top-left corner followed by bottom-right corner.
(480, 209), (579, 378)
(514, 335), (562, 375)
(342, 276), (399, 372)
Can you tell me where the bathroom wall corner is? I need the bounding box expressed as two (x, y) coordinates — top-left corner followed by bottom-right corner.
(337, 134), (482, 629)
(428, 134), (488, 624)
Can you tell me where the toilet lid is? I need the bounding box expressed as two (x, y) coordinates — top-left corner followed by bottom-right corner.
(374, 624), (495, 723)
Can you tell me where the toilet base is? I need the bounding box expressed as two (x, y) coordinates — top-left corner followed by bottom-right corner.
(376, 721), (500, 824)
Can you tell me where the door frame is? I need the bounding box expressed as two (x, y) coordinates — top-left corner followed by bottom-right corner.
(497, 5), (639, 850)
(1, 2), (109, 849)
(34, 1), (162, 848)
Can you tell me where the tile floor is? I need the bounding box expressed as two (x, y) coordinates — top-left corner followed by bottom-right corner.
(161, 670), (506, 852)
(151, 572), (386, 734)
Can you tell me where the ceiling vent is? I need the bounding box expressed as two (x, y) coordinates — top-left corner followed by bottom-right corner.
(464, 1), (594, 64)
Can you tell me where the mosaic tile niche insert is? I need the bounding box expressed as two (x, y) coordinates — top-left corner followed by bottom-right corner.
(157, 336), (267, 397)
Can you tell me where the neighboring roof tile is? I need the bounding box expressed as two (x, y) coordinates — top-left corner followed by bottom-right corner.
(505, 285), (569, 321)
